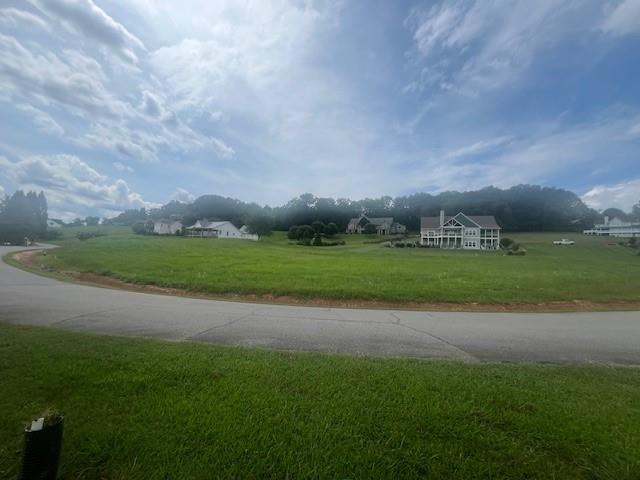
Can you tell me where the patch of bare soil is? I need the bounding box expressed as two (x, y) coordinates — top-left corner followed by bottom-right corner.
(11, 250), (640, 313)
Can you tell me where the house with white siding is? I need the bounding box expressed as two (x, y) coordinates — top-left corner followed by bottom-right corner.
(421, 210), (501, 250)
(185, 220), (258, 240)
(153, 219), (183, 235)
(583, 216), (640, 237)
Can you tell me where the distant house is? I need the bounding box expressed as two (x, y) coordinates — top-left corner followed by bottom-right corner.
(583, 216), (640, 237)
(153, 219), (183, 235)
(46, 219), (63, 229)
(346, 215), (407, 235)
(185, 220), (258, 240)
(421, 210), (501, 250)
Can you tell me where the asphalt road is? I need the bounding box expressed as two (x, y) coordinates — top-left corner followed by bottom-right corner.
(1, 245), (639, 364)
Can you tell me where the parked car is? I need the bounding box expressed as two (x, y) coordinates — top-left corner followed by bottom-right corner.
(2, 242), (11, 246)
(553, 239), (575, 245)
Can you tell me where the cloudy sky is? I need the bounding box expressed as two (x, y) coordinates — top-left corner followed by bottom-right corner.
(1, 0), (639, 219)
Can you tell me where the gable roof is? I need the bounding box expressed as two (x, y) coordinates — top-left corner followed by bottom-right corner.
(421, 214), (500, 229)
(348, 215), (394, 227)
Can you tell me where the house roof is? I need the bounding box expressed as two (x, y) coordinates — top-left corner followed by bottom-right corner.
(186, 220), (233, 230)
(348, 215), (394, 227)
(421, 214), (500, 229)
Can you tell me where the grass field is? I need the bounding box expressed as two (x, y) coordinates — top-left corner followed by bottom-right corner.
(27, 226), (640, 306)
(1, 323), (639, 479)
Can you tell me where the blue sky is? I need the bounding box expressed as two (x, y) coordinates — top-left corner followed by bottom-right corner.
(0, 0), (639, 220)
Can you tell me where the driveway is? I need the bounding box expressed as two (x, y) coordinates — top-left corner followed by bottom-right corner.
(1, 245), (639, 364)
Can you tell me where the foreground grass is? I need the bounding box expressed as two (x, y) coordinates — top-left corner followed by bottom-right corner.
(1, 323), (639, 479)
(33, 227), (640, 305)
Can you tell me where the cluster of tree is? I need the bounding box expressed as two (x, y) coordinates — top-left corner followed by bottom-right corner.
(287, 222), (339, 240)
(103, 186), (639, 234)
(0, 190), (48, 244)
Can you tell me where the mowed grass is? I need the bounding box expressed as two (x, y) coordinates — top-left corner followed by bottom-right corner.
(34, 227), (640, 305)
(1, 323), (639, 479)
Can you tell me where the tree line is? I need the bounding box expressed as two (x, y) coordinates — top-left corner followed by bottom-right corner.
(107, 185), (618, 233)
(0, 190), (48, 244)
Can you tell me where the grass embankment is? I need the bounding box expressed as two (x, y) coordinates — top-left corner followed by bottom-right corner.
(1, 323), (639, 479)
(29, 227), (640, 306)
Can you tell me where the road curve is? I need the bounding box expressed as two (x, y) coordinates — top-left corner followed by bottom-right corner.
(1, 245), (639, 364)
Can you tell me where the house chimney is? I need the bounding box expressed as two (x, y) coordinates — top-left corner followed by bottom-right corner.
(440, 210), (445, 227)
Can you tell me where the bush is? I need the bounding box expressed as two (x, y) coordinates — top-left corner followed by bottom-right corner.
(324, 222), (339, 237)
(312, 234), (323, 246)
(299, 225), (315, 240)
(500, 237), (514, 249)
(311, 221), (325, 234)
(506, 247), (527, 256)
(287, 225), (300, 240)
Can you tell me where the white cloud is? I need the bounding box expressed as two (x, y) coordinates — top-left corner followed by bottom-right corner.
(171, 187), (195, 203)
(627, 122), (640, 137)
(602, 0), (640, 36)
(445, 135), (512, 159)
(581, 179), (640, 211)
(28, 0), (145, 64)
(0, 34), (131, 119)
(0, 7), (50, 31)
(0, 154), (157, 219)
(0, 184), (5, 198)
(17, 104), (65, 136)
(113, 161), (134, 173)
(406, 1), (591, 95)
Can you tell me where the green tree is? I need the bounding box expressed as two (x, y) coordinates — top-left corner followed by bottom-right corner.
(287, 225), (300, 240)
(311, 220), (325, 234)
(245, 215), (273, 239)
(324, 222), (339, 236)
(298, 225), (315, 240)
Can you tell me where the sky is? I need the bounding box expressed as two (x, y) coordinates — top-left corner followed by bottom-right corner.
(0, 0), (639, 220)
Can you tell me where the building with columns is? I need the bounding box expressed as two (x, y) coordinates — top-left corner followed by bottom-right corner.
(420, 211), (501, 250)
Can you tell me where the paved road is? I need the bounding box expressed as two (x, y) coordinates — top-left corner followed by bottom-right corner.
(1, 245), (639, 364)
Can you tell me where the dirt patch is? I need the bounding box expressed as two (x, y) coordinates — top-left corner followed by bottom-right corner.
(10, 249), (640, 313)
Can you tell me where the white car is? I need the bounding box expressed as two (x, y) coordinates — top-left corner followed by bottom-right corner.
(553, 239), (575, 245)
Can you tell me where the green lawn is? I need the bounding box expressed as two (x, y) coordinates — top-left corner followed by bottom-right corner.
(1, 323), (639, 479)
(27, 226), (640, 305)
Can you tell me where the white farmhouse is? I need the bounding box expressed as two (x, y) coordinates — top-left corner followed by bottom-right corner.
(421, 210), (501, 250)
(153, 219), (183, 235)
(185, 220), (258, 240)
(583, 216), (640, 237)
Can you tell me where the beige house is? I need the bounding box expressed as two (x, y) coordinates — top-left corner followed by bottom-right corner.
(421, 211), (501, 250)
(346, 215), (407, 235)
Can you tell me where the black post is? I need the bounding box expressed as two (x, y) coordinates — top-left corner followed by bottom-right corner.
(19, 415), (64, 480)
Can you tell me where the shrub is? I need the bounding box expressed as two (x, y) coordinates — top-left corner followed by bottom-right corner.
(287, 225), (300, 240)
(506, 247), (526, 256)
(324, 222), (339, 237)
(312, 234), (323, 246)
(500, 237), (514, 249)
(311, 221), (325, 234)
(299, 225), (315, 240)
